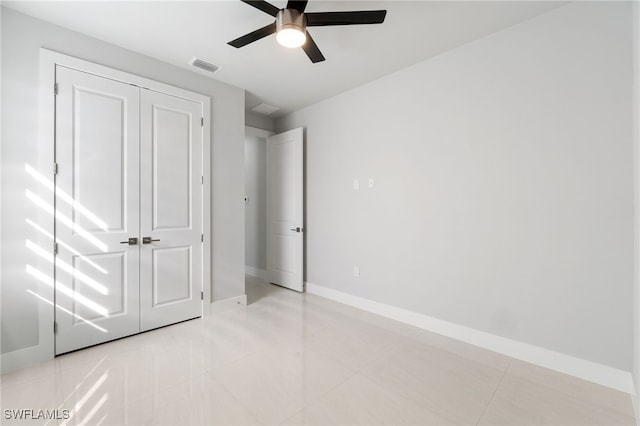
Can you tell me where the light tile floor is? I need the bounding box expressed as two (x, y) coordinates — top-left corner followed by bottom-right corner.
(1, 275), (636, 425)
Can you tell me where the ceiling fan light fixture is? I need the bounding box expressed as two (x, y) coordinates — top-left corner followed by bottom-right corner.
(276, 9), (307, 48)
(228, 1), (387, 64)
(277, 28), (306, 48)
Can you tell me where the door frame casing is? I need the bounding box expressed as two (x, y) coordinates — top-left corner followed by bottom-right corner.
(14, 48), (212, 370)
(244, 126), (273, 281)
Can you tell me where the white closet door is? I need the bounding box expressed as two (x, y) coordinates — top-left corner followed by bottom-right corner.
(139, 89), (203, 331)
(54, 66), (141, 354)
(267, 128), (304, 292)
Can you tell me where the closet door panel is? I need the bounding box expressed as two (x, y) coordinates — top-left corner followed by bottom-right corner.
(139, 89), (203, 331)
(54, 66), (140, 354)
(151, 106), (192, 230)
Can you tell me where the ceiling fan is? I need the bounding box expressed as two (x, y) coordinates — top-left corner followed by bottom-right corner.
(228, 0), (387, 63)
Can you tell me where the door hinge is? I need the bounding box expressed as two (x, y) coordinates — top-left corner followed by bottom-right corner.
(54, 83), (58, 95)
(53, 163), (58, 175)
(201, 117), (204, 127)
(201, 175), (204, 185)
(53, 321), (58, 334)
(201, 234), (204, 242)
(200, 291), (204, 301)
(53, 242), (59, 255)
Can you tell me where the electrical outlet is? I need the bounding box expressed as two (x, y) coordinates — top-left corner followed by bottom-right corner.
(353, 266), (360, 277)
(353, 179), (360, 190)
(368, 178), (374, 189)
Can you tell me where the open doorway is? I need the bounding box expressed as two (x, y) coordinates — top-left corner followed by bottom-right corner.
(244, 126), (305, 301)
(245, 126), (273, 303)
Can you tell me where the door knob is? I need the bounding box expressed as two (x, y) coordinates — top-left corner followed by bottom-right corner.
(290, 227), (302, 233)
(120, 237), (138, 245)
(142, 237), (160, 244)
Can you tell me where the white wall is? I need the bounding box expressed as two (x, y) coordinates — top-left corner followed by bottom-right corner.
(1, 9), (245, 363)
(245, 135), (268, 272)
(633, 0), (640, 420)
(246, 111), (276, 133)
(277, 2), (633, 373)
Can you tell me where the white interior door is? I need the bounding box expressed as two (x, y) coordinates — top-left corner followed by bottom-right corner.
(54, 66), (141, 354)
(139, 89), (203, 331)
(267, 128), (304, 292)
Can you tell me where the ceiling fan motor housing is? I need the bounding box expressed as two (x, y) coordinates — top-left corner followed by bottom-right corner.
(276, 9), (307, 33)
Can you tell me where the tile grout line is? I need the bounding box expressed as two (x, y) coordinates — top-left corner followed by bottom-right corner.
(288, 361), (359, 425)
(204, 369), (265, 425)
(274, 322), (389, 425)
(277, 372), (354, 426)
(279, 360), (361, 424)
(475, 358), (512, 426)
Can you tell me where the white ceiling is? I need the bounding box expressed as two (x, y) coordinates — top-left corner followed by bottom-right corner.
(4, 0), (565, 118)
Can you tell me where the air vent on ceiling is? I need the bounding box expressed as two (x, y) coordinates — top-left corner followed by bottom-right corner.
(189, 57), (221, 74)
(251, 103), (280, 115)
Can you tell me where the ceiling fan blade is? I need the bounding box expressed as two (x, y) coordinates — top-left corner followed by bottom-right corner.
(305, 10), (387, 26)
(286, 1), (308, 13)
(241, 0), (280, 17)
(228, 22), (277, 48)
(302, 31), (325, 63)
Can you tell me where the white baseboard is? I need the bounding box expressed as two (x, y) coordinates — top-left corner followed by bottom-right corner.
(245, 266), (269, 281)
(633, 375), (639, 425)
(1, 344), (52, 374)
(306, 282), (634, 394)
(211, 294), (247, 313)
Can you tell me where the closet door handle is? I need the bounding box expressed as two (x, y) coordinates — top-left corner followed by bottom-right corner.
(120, 237), (138, 245)
(142, 237), (160, 244)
